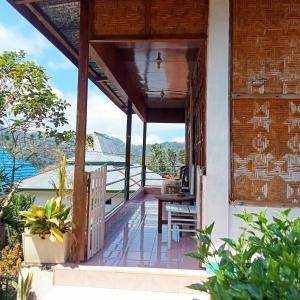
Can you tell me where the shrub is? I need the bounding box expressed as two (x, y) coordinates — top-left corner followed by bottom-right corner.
(20, 198), (72, 243)
(189, 209), (300, 299)
(2, 193), (35, 246)
(0, 244), (22, 277)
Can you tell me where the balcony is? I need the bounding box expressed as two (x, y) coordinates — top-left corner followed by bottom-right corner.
(86, 189), (198, 270)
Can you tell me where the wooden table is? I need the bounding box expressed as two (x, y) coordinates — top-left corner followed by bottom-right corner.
(155, 193), (196, 233)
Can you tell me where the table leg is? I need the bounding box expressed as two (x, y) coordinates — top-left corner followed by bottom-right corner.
(158, 200), (162, 233)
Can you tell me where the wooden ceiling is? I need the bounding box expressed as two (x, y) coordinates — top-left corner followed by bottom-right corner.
(8, 0), (208, 123)
(89, 0), (208, 122)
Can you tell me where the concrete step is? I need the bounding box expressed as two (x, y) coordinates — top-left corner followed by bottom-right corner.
(53, 265), (209, 296)
(42, 286), (210, 300)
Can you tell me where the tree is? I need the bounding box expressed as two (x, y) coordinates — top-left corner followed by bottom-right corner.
(166, 148), (177, 175)
(147, 144), (186, 176)
(0, 50), (72, 232)
(147, 144), (167, 175)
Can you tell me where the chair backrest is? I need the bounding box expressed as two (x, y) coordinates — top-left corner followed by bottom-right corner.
(196, 165), (205, 229)
(179, 166), (189, 188)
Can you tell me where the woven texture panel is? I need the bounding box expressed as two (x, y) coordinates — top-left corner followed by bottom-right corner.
(231, 0), (300, 205)
(92, 0), (208, 36)
(232, 99), (300, 204)
(232, 0), (300, 94)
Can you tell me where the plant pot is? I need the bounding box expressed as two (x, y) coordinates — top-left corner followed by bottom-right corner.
(22, 232), (69, 264)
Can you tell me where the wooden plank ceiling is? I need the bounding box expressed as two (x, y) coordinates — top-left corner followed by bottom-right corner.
(8, 0), (208, 123)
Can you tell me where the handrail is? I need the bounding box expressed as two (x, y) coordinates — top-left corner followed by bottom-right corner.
(106, 177), (125, 187)
(130, 172), (142, 178)
(106, 189), (125, 200)
(129, 179), (142, 188)
(106, 167), (125, 173)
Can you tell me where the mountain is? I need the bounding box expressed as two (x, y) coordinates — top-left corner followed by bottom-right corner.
(0, 129), (184, 170)
(0, 128), (75, 171)
(93, 132), (184, 162)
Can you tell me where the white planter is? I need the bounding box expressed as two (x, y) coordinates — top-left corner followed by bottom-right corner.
(22, 233), (68, 264)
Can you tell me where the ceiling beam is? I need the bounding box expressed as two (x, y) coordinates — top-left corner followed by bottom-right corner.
(147, 108), (185, 123)
(90, 43), (147, 121)
(90, 33), (207, 43)
(15, 0), (42, 4)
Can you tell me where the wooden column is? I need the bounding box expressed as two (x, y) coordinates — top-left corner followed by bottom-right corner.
(72, 0), (89, 262)
(124, 101), (132, 201)
(141, 121), (147, 187)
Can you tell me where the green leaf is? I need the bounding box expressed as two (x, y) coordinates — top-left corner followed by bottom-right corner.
(50, 226), (64, 243)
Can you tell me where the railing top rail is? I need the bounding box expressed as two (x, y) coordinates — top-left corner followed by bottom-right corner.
(106, 178), (125, 187)
(106, 167), (125, 173)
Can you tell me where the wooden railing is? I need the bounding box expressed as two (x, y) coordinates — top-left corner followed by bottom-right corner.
(86, 166), (107, 260)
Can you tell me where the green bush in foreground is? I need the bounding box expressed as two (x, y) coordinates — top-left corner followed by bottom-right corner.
(189, 209), (300, 299)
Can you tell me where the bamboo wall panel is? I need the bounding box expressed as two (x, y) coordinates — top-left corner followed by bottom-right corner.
(187, 46), (206, 168)
(92, 0), (208, 36)
(231, 0), (300, 205)
(93, 0), (146, 35)
(150, 0), (208, 35)
(232, 99), (300, 204)
(232, 0), (300, 94)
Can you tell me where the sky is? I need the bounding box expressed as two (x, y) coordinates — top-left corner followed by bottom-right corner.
(0, 2), (185, 145)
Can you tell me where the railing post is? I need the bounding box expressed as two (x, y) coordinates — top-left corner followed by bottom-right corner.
(141, 121), (147, 187)
(72, 0), (89, 262)
(125, 100), (132, 201)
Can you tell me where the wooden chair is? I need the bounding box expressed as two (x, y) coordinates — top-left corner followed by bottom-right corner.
(166, 203), (197, 249)
(166, 166), (201, 249)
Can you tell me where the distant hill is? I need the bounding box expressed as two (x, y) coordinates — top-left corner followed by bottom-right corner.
(0, 129), (184, 170)
(0, 128), (75, 171)
(93, 132), (184, 162)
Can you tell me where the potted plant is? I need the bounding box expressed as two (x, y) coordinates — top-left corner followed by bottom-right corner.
(20, 197), (72, 264)
(189, 209), (300, 299)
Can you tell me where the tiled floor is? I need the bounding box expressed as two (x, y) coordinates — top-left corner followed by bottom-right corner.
(87, 193), (199, 270)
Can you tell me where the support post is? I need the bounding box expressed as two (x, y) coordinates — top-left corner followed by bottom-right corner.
(124, 101), (132, 201)
(72, 0), (89, 262)
(203, 0), (230, 244)
(141, 121), (147, 187)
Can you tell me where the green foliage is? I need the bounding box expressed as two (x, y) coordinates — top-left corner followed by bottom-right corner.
(147, 143), (185, 176)
(147, 144), (167, 174)
(20, 198), (73, 243)
(0, 50), (70, 140)
(1, 193), (35, 246)
(189, 210), (300, 299)
(0, 130), (75, 170)
(0, 50), (72, 237)
(51, 152), (72, 201)
(12, 272), (33, 300)
(86, 133), (95, 150)
(0, 244), (22, 277)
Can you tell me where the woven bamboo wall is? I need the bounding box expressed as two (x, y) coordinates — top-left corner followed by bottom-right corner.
(231, 0), (300, 205)
(187, 46), (206, 168)
(232, 0), (300, 94)
(232, 99), (300, 205)
(92, 0), (208, 36)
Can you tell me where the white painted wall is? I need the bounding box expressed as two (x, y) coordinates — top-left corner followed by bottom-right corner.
(203, 0), (230, 245)
(27, 190), (55, 206)
(229, 204), (300, 240)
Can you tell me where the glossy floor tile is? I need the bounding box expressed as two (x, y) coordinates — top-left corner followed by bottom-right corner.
(86, 193), (199, 270)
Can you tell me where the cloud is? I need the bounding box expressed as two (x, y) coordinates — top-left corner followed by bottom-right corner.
(47, 58), (73, 70)
(0, 23), (48, 56)
(56, 86), (184, 145)
(171, 136), (185, 143)
(147, 134), (163, 144)
(61, 89), (128, 142)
